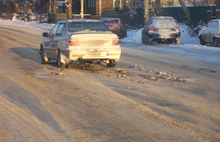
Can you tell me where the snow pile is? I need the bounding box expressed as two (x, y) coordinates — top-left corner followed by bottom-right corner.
(120, 29), (142, 44)
(0, 19), (54, 30)
(11, 16), (20, 21)
(178, 24), (200, 45)
(11, 14), (20, 21)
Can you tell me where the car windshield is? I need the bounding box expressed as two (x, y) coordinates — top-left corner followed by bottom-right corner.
(154, 18), (176, 28)
(68, 22), (110, 32)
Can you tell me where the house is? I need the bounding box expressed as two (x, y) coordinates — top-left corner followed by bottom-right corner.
(50, 0), (195, 23)
(55, 0), (125, 17)
(72, 0), (181, 17)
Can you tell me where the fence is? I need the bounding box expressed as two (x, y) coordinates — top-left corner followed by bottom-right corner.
(161, 6), (211, 27)
(119, 8), (145, 29)
(119, 6), (211, 28)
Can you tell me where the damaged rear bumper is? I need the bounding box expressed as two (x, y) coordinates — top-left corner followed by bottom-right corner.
(60, 48), (121, 63)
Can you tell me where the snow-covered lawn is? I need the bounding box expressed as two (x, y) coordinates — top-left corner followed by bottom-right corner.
(0, 19), (54, 30)
(120, 24), (220, 64)
(1, 19), (220, 64)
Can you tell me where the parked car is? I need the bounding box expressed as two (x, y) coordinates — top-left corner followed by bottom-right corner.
(40, 19), (121, 68)
(198, 19), (220, 47)
(142, 16), (181, 45)
(103, 18), (127, 39)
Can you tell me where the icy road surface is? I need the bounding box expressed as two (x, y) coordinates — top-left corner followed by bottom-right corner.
(1, 19), (220, 65)
(0, 20), (220, 141)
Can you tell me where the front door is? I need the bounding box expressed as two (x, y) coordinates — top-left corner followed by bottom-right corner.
(207, 21), (214, 42)
(209, 21), (219, 43)
(87, 0), (96, 15)
(53, 23), (66, 50)
(44, 23), (60, 59)
(72, 0), (81, 14)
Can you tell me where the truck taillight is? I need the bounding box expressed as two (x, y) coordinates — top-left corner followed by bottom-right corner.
(68, 40), (79, 46)
(112, 38), (119, 45)
(148, 26), (155, 31)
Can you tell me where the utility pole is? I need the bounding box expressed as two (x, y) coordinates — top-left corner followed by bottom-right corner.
(49, 0), (52, 14)
(66, 0), (72, 19)
(144, 0), (149, 24)
(99, 0), (102, 17)
(81, 0), (84, 19)
(53, 0), (57, 14)
(178, 0), (190, 22)
(155, 0), (161, 15)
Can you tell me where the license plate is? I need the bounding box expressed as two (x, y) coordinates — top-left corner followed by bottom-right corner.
(158, 29), (170, 32)
(88, 51), (106, 56)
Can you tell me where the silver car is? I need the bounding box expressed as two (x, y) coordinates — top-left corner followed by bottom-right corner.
(40, 19), (121, 68)
(142, 16), (181, 45)
(198, 19), (220, 47)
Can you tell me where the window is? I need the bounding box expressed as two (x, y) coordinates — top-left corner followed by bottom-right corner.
(154, 19), (176, 26)
(68, 22), (109, 32)
(88, 0), (96, 8)
(103, 19), (119, 24)
(113, 0), (122, 8)
(56, 24), (66, 36)
(49, 24), (60, 37)
(213, 21), (219, 28)
(207, 21), (214, 29)
(145, 18), (153, 27)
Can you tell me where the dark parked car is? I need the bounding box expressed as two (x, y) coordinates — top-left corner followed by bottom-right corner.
(142, 16), (181, 45)
(198, 19), (220, 47)
(103, 18), (127, 38)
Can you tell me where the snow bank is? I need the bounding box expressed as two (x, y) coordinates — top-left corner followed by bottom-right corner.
(0, 19), (54, 30)
(120, 23), (220, 64)
(120, 28), (142, 44)
(178, 24), (200, 45)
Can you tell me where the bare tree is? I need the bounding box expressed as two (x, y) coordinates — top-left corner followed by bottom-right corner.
(38, 0), (49, 14)
(0, 0), (16, 18)
(185, 0), (216, 6)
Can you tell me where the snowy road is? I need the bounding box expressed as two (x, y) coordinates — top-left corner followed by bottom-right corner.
(120, 26), (220, 65)
(0, 21), (220, 141)
(1, 19), (220, 65)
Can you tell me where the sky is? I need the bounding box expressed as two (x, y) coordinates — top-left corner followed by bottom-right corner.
(0, 19), (220, 64)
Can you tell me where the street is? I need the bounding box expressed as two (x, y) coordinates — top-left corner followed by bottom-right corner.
(0, 25), (220, 142)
